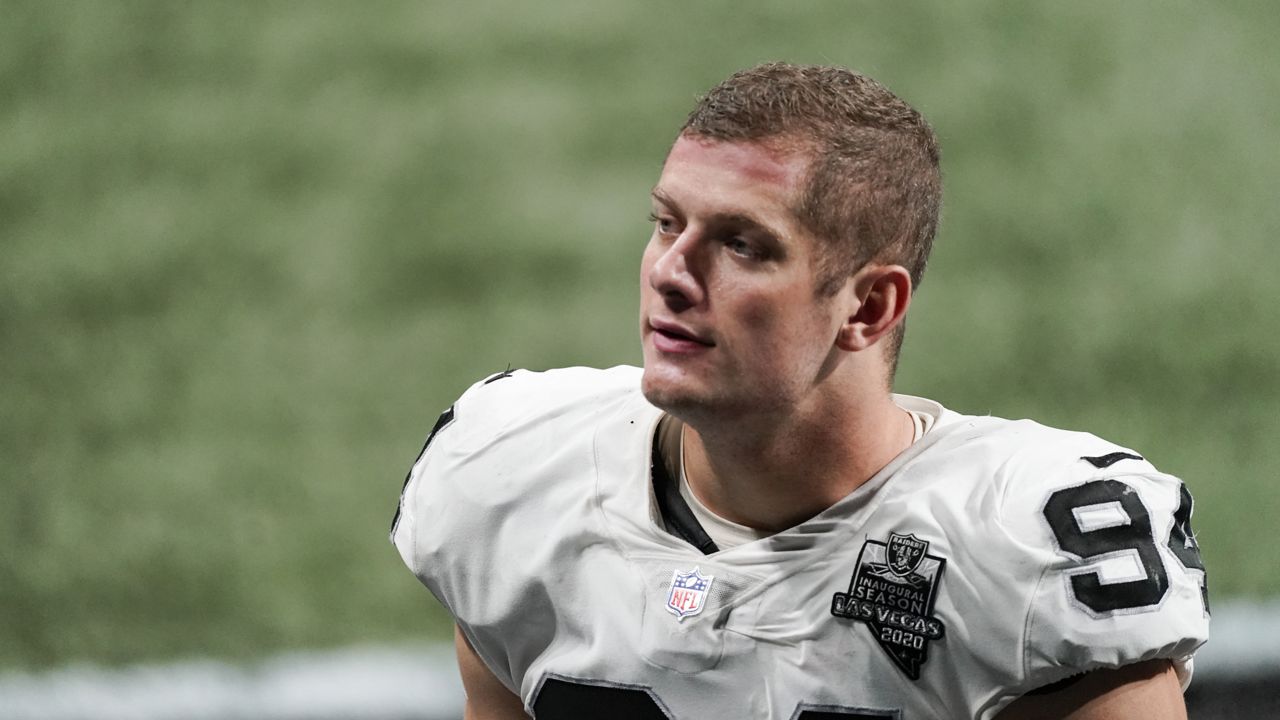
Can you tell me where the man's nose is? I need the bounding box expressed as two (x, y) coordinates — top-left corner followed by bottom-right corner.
(648, 233), (705, 309)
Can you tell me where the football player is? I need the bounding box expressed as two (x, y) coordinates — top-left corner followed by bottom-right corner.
(392, 63), (1208, 719)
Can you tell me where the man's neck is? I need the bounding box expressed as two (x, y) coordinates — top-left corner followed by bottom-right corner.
(680, 390), (914, 533)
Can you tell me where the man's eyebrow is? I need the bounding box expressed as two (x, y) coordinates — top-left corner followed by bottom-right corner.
(716, 212), (778, 235)
(650, 189), (782, 237)
(650, 188), (678, 209)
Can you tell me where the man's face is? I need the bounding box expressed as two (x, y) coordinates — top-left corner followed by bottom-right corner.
(639, 134), (850, 418)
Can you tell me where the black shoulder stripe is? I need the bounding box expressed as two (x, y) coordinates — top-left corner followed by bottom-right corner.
(1081, 451), (1144, 469)
(483, 367), (516, 384)
(389, 406), (456, 540)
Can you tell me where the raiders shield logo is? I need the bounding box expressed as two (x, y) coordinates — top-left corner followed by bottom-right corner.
(887, 532), (928, 577)
(831, 531), (947, 680)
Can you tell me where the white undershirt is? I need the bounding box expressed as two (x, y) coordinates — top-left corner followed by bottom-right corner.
(678, 402), (937, 551)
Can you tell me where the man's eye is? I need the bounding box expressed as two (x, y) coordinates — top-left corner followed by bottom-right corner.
(648, 213), (677, 235)
(725, 237), (760, 259)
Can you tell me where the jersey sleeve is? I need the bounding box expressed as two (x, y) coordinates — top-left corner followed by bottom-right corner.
(388, 371), (523, 688)
(996, 433), (1209, 694)
(388, 366), (642, 696)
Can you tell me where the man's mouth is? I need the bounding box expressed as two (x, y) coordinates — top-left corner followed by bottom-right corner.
(649, 319), (714, 349)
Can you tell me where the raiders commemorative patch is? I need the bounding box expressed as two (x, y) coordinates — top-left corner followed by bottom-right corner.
(831, 532), (947, 680)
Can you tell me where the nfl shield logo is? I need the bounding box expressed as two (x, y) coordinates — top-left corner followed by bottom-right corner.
(887, 532), (929, 577)
(666, 567), (714, 620)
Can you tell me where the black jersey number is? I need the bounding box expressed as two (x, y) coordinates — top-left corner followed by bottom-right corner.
(533, 678), (669, 720)
(1166, 483), (1205, 572)
(533, 677), (897, 719)
(1043, 479), (1205, 614)
(1166, 482), (1209, 612)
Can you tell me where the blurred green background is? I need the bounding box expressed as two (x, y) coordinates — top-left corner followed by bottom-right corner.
(3, 1), (1276, 670)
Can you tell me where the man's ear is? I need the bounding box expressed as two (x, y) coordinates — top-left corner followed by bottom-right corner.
(835, 264), (912, 353)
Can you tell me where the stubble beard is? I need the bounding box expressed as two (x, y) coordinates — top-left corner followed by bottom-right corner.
(641, 363), (795, 431)
(640, 365), (722, 426)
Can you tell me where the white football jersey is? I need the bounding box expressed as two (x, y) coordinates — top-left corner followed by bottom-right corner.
(391, 366), (1208, 720)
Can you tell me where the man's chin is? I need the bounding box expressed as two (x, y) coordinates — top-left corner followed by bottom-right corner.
(640, 369), (703, 414)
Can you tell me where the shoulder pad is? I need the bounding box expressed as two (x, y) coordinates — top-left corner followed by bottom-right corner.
(981, 422), (1208, 690)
